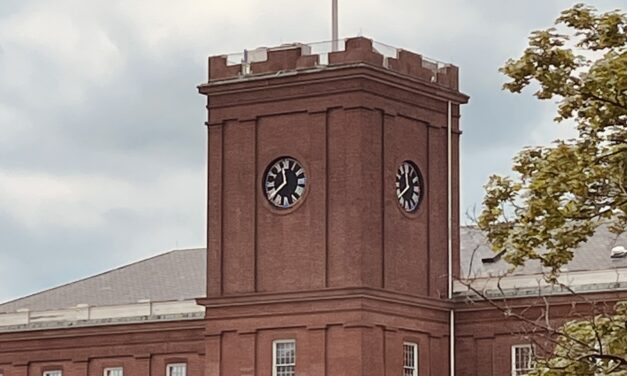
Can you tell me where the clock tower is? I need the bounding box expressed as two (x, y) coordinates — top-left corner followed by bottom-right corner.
(197, 37), (468, 376)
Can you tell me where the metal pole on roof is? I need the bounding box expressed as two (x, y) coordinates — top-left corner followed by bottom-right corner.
(332, 0), (338, 51)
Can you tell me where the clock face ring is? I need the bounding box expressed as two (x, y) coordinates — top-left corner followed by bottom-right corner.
(395, 161), (422, 213)
(263, 157), (307, 209)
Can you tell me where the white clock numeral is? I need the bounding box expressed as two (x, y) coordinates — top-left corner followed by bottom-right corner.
(264, 157), (307, 209)
(397, 161), (421, 213)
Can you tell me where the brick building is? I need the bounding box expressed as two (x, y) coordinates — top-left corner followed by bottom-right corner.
(1, 37), (626, 376)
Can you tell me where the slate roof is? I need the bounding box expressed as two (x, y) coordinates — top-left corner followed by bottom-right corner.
(2, 226), (626, 314)
(0, 248), (206, 314)
(461, 225), (627, 279)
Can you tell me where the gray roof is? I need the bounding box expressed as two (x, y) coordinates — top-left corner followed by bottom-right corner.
(461, 225), (627, 278)
(2, 225), (626, 314)
(0, 248), (206, 314)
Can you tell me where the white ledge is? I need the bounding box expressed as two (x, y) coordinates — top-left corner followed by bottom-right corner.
(454, 267), (627, 297)
(0, 300), (205, 329)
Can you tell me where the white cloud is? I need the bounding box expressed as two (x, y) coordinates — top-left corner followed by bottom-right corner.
(0, 1), (124, 105)
(0, 167), (204, 230)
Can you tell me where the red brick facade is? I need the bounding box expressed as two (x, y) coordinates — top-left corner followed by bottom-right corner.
(0, 320), (206, 375)
(197, 36), (466, 376)
(1, 36), (620, 376)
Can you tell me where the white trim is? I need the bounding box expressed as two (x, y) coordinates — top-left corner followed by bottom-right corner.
(272, 339), (296, 376)
(166, 363), (187, 376)
(449, 310), (455, 376)
(43, 371), (62, 376)
(403, 342), (419, 376)
(447, 100), (453, 300)
(0, 299), (204, 329)
(447, 100), (455, 376)
(511, 344), (533, 376)
(455, 267), (627, 294)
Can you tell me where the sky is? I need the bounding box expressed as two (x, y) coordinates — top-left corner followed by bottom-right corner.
(0, 0), (623, 303)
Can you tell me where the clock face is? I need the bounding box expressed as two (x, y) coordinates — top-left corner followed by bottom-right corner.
(263, 157), (307, 209)
(396, 161), (422, 212)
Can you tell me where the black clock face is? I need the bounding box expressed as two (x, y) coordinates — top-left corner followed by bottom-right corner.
(264, 157), (307, 209)
(396, 161), (422, 212)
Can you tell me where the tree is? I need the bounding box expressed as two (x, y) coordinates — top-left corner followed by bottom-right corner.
(478, 3), (627, 276)
(475, 4), (627, 375)
(528, 301), (627, 375)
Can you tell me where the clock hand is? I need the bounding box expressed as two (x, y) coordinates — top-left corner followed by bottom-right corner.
(269, 169), (287, 199)
(398, 172), (410, 198)
(398, 184), (410, 198)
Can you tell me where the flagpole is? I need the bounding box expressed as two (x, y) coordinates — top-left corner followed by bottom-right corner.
(332, 0), (338, 51)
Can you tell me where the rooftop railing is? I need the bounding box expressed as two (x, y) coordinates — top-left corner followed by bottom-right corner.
(222, 38), (449, 73)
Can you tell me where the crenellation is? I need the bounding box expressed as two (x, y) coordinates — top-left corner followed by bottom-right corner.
(387, 49), (435, 82)
(296, 53), (319, 69)
(328, 37), (384, 67)
(436, 65), (459, 90)
(205, 36), (460, 91)
(250, 44), (312, 74)
(208, 55), (242, 81)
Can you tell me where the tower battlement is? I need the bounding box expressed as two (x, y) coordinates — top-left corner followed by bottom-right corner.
(207, 36), (459, 90)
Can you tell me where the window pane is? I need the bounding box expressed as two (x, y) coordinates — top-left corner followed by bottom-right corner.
(167, 364), (187, 376)
(276, 365), (295, 376)
(274, 340), (296, 376)
(513, 345), (532, 376)
(44, 372), (62, 376)
(104, 368), (123, 376)
(275, 341), (296, 365)
(403, 343), (418, 376)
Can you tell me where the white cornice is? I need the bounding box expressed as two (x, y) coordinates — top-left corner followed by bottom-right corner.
(0, 299), (205, 332)
(454, 267), (627, 298)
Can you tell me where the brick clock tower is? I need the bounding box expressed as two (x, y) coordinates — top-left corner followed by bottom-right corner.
(197, 37), (468, 376)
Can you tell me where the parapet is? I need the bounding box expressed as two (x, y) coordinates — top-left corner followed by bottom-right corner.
(207, 37), (459, 91)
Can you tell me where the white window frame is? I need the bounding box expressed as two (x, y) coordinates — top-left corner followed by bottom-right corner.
(43, 371), (62, 376)
(166, 363), (187, 376)
(103, 367), (123, 376)
(403, 342), (419, 376)
(272, 339), (296, 376)
(511, 344), (533, 376)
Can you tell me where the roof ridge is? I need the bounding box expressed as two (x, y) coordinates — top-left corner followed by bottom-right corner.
(0, 247), (205, 309)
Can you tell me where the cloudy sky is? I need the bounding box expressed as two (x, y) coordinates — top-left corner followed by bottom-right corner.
(0, 0), (623, 303)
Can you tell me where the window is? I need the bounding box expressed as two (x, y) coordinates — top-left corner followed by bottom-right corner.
(403, 342), (418, 376)
(166, 364), (186, 376)
(512, 344), (533, 376)
(104, 368), (123, 376)
(273, 339), (296, 376)
(43, 372), (62, 376)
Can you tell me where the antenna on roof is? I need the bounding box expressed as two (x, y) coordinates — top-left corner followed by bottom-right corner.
(332, 0), (339, 51)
